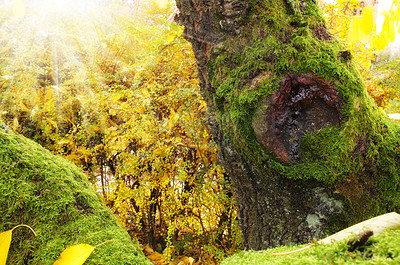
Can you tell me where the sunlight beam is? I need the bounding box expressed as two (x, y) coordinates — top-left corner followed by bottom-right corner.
(11, 0), (99, 18)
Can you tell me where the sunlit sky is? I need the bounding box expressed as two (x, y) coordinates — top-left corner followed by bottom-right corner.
(2, 0), (399, 49)
(5, 0), (102, 36)
(10, 0), (100, 17)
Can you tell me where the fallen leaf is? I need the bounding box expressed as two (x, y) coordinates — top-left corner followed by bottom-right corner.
(53, 244), (95, 265)
(0, 230), (12, 265)
(148, 251), (165, 264)
(176, 256), (195, 265)
(0, 225), (37, 265)
(143, 244), (154, 255)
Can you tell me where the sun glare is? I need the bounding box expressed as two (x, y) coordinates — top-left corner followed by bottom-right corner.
(2, 0), (111, 93)
(11, 0), (99, 18)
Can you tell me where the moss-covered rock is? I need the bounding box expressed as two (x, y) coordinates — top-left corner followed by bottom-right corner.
(0, 125), (151, 265)
(221, 228), (400, 264)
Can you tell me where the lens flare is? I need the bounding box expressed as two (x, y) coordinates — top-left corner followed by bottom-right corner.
(10, 0), (99, 19)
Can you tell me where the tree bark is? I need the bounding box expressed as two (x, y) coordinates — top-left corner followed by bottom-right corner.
(175, 0), (400, 250)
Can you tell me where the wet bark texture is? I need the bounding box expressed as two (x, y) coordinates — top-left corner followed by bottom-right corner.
(175, 0), (400, 250)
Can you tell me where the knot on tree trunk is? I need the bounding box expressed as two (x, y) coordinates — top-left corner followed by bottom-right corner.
(254, 73), (343, 163)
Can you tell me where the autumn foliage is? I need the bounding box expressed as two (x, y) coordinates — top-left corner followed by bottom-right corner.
(0, 0), (240, 264)
(1, 0), (400, 264)
(321, 0), (400, 109)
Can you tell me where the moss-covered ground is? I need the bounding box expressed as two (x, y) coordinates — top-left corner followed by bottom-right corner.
(0, 124), (151, 264)
(222, 228), (400, 264)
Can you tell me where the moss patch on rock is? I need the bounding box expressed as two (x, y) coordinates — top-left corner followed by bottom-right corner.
(0, 125), (151, 265)
(221, 228), (400, 264)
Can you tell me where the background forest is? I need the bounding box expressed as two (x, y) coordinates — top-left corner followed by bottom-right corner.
(0, 0), (399, 264)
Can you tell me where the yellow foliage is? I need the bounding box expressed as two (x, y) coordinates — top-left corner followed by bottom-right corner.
(155, 0), (169, 9)
(53, 244), (95, 265)
(323, 0), (400, 107)
(0, 1), (241, 263)
(381, 14), (397, 42)
(371, 35), (389, 51)
(349, 5), (375, 43)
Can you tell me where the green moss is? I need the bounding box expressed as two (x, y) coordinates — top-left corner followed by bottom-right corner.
(0, 127), (151, 265)
(221, 228), (400, 264)
(207, 0), (400, 231)
(209, 0), (359, 162)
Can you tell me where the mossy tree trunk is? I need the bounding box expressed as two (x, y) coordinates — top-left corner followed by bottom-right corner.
(174, 0), (400, 250)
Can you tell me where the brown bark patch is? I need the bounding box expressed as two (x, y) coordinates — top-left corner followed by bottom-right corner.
(351, 134), (369, 158)
(254, 73), (343, 162)
(338, 50), (352, 61)
(311, 25), (332, 41)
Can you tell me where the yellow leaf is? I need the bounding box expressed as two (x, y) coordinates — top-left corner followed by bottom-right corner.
(152, 0), (168, 9)
(108, 108), (117, 116)
(53, 244), (95, 265)
(141, 89), (150, 98)
(19, 101), (28, 111)
(349, 17), (362, 43)
(372, 34), (389, 52)
(387, 22), (396, 42)
(143, 244), (154, 256)
(148, 251), (165, 263)
(0, 225), (36, 265)
(360, 5), (374, 36)
(159, 172), (170, 185)
(165, 33), (176, 44)
(396, 7), (400, 28)
(12, 117), (19, 130)
(371, 36), (379, 51)
(176, 256), (195, 265)
(349, 5), (375, 43)
(0, 230), (12, 265)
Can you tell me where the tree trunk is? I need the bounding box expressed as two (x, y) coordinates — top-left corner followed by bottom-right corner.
(175, 0), (400, 250)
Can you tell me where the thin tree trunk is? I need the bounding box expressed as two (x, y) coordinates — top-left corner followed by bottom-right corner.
(148, 188), (161, 249)
(175, 0), (400, 250)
